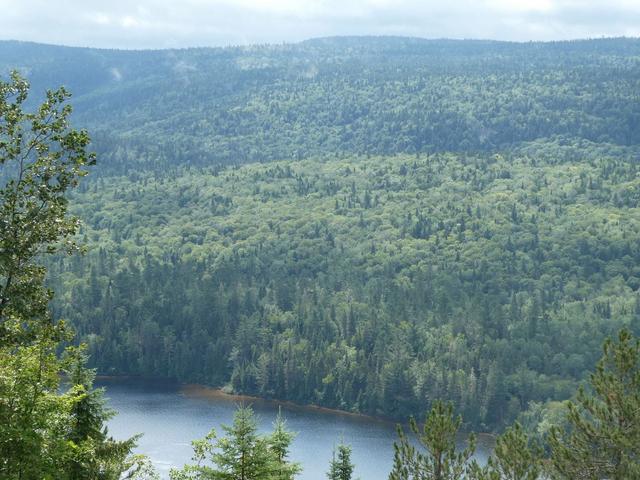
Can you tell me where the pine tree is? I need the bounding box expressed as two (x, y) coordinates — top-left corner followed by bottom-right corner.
(389, 400), (476, 480)
(487, 422), (541, 480)
(549, 328), (640, 479)
(467, 422), (542, 480)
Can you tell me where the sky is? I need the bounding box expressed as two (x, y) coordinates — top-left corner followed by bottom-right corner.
(1, 0), (639, 49)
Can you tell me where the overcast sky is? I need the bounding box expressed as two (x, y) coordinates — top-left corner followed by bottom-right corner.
(1, 0), (639, 49)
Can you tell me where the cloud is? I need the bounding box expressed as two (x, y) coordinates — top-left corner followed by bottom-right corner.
(0, 0), (638, 49)
(486, 0), (555, 13)
(109, 67), (122, 81)
(88, 12), (111, 26)
(120, 16), (141, 28)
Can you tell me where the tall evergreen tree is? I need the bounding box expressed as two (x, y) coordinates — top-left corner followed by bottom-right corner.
(327, 440), (355, 480)
(549, 329), (640, 479)
(268, 408), (301, 480)
(170, 405), (300, 480)
(389, 400), (476, 480)
(467, 422), (542, 480)
(65, 350), (149, 480)
(213, 406), (275, 480)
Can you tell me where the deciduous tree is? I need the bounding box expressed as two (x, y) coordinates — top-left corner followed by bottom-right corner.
(0, 71), (150, 479)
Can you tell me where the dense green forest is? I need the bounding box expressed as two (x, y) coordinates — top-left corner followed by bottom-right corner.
(2, 37), (639, 431)
(2, 37), (639, 171)
(50, 142), (640, 429)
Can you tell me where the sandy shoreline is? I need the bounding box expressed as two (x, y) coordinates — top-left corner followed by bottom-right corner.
(181, 383), (396, 425)
(96, 375), (495, 442)
(96, 375), (399, 425)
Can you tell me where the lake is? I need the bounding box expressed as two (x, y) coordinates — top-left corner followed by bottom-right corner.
(101, 378), (491, 479)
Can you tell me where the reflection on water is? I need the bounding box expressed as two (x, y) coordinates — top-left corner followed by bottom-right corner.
(100, 378), (491, 480)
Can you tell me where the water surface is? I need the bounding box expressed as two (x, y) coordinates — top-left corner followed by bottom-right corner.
(101, 378), (490, 479)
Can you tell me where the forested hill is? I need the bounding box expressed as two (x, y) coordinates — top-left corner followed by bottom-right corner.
(2, 37), (639, 431)
(50, 141), (640, 430)
(1, 38), (639, 172)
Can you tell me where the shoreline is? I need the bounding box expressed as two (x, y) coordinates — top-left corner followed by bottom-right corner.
(96, 375), (495, 441)
(96, 374), (395, 425)
(181, 383), (397, 426)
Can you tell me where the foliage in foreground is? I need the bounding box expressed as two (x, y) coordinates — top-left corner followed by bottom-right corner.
(166, 327), (640, 479)
(169, 405), (300, 480)
(0, 72), (153, 479)
(549, 329), (640, 479)
(389, 328), (640, 480)
(327, 441), (355, 480)
(2, 40), (640, 478)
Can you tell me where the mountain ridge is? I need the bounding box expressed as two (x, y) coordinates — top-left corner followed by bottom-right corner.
(2, 36), (638, 173)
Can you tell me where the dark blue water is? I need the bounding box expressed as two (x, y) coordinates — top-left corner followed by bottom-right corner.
(101, 379), (490, 479)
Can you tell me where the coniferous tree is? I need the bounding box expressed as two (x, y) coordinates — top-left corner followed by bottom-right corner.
(213, 406), (275, 480)
(549, 329), (640, 480)
(327, 441), (355, 480)
(467, 422), (542, 480)
(389, 400), (476, 480)
(268, 408), (301, 480)
(170, 406), (299, 480)
(65, 350), (149, 480)
(488, 422), (542, 480)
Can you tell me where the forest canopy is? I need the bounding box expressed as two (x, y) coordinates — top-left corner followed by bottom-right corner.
(1, 37), (638, 431)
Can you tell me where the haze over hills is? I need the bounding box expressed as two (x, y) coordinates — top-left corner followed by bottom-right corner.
(2, 36), (639, 431)
(1, 37), (639, 172)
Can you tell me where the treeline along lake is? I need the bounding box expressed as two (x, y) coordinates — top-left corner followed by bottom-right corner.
(100, 378), (492, 479)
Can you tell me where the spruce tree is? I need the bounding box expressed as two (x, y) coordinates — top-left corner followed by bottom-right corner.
(213, 406), (275, 480)
(170, 405), (300, 480)
(327, 441), (355, 480)
(268, 408), (301, 480)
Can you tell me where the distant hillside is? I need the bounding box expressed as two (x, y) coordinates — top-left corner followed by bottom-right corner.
(1, 37), (639, 173)
(3, 37), (640, 430)
(50, 140), (640, 429)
